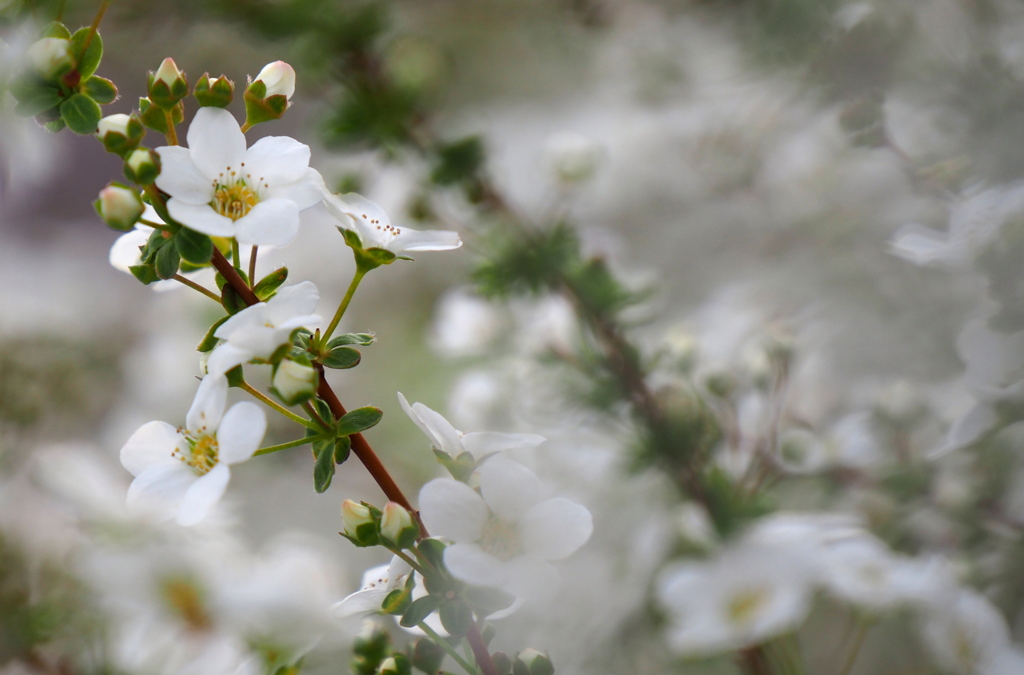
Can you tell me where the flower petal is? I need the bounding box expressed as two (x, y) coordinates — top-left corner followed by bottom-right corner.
(233, 198), (300, 247)
(266, 168), (325, 210)
(206, 343), (254, 378)
(390, 228), (463, 254)
(186, 375), (228, 434)
(461, 432), (546, 459)
(126, 461), (196, 516)
(419, 478), (488, 542)
(109, 227), (149, 273)
(176, 463), (231, 526)
(267, 281), (320, 324)
(398, 394), (464, 456)
(121, 420), (182, 476)
(502, 555), (558, 602)
(331, 588), (389, 618)
(154, 146), (214, 204)
(187, 108), (247, 179)
(244, 136), (311, 186)
(478, 457), (543, 521)
(167, 199), (236, 238)
(519, 497), (593, 560)
(443, 543), (507, 587)
(217, 401), (267, 464)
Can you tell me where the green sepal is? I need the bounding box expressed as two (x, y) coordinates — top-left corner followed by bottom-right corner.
(60, 93), (102, 134)
(197, 316), (230, 352)
(175, 227), (214, 265)
(416, 538), (447, 570)
(381, 574), (416, 615)
(253, 267), (289, 301)
(69, 27), (103, 80)
(399, 595), (445, 628)
(225, 365), (245, 388)
(313, 439), (336, 493)
(243, 80), (289, 127)
(148, 74), (189, 110)
(327, 333), (376, 348)
(82, 76), (117, 104)
(128, 263), (159, 285)
(321, 346), (361, 369)
(438, 598), (473, 637)
(336, 406), (383, 437)
(138, 97), (183, 134)
(434, 449), (477, 483)
(42, 22), (72, 39)
(12, 85), (61, 118)
(334, 435), (352, 464)
(155, 239), (180, 279)
(216, 270), (251, 315)
(340, 228), (399, 270)
(193, 72), (234, 108)
(142, 226), (169, 260)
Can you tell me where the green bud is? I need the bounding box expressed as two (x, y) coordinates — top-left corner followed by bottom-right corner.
(148, 57), (189, 110)
(379, 502), (419, 549)
(94, 184), (144, 231)
(341, 499), (381, 547)
(123, 148), (161, 185)
(352, 621), (391, 675)
(194, 72), (235, 108)
(138, 96), (183, 134)
(96, 113), (145, 157)
(512, 650), (554, 675)
(243, 61), (295, 128)
(410, 638), (445, 674)
(271, 358), (318, 405)
(378, 655), (411, 675)
(491, 653), (513, 675)
(26, 37), (73, 79)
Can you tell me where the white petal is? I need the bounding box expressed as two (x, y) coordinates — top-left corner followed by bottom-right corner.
(443, 543), (507, 587)
(331, 588), (389, 617)
(932, 403), (998, 458)
(234, 198), (300, 247)
(267, 281), (320, 324)
(176, 463), (231, 526)
(398, 394), (463, 456)
(217, 402), (266, 464)
(333, 193), (391, 226)
(889, 223), (955, 266)
(126, 461), (196, 515)
(419, 478), (488, 542)
(391, 228), (463, 254)
(398, 393), (443, 449)
(109, 227), (149, 273)
(519, 497), (593, 560)
(121, 420), (182, 476)
(244, 136), (311, 186)
(266, 168), (326, 210)
(154, 146), (214, 204)
(461, 431), (546, 459)
(478, 457), (543, 521)
(501, 555), (558, 602)
(215, 303), (267, 339)
(206, 344), (254, 378)
(167, 199), (236, 238)
(186, 375), (228, 434)
(187, 108), (247, 179)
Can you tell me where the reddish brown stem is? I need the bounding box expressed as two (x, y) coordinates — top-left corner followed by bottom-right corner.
(466, 622), (499, 675)
(738, 646), (773, 675)
(211, 248), (258, 304)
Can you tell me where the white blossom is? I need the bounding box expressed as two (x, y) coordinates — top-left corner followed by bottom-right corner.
(322, 191), (462, 255)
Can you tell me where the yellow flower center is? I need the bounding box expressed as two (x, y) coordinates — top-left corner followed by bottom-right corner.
(160, 576), (212, 632)
(174, 433), (219, 476)
(726, 587), (769, 627)
(210, 163), (266, 221)
(479, 516), (523, 561)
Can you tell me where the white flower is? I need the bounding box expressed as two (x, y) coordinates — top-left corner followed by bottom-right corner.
(322, 191), (462, 255)
(155, 107), (323, 246)
(398, 392), (545, 461)
(332, 557), (412, 618)
(418, 456), (593, 603)
(542, 131), (602, 184)
(920, 589), (1012, 674)
(120, 375), (266, 526)
(656, 537), (816, 655)
(253, 61), (295, 100)
(206, 281), (321, 376)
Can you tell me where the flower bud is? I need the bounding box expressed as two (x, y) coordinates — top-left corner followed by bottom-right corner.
(26, 37), (72, 79)
(512, 649), (554, 675)
(410, 638), (445, 674)
(379, 502), (419, 549)
(352, 620), (391, 675)
(94, 185), (145, 231)
(272, 359), (318, 405)
(243, 60), (295, 128)
(193, 72), (235, 108)
(96, 113), (145, 157)
(342, 499), (380, 547)
(148, 57), (189, 110)
(123, 148), (161, 185)
(378, 655), (411, 675)
(138, 96), (184, 134)
(542, 132), (601, 185)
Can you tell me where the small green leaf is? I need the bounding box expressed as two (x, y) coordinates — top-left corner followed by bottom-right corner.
(196, 316), (229, 352)
(417, 539), (447, 570)
(321, 346), (361, 369)
(174, 227), (214, 265)
(381, 587), (412, 616)
(82, 76), (117, 104)
(220, 285), (247, 315)
(253, 266), (289, 301)
(313, 442), (336, 493)
(69, 27), (103, 80)
(128, 263), (159, 285)
(439, 598), (473, 637)
(400, 595), (445, 628)
(327, 333), (376, 348)
(13, 86), (61, 118)
(155, 239), (180, 279)
(336, 407), (383, 437)
(42, 22), (72, 39)
(59, 93), (102, 134)
(334, 435), (352, 464)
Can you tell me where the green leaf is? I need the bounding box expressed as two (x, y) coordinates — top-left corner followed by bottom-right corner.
(313, 442), (336, 493)
(399, 595), (445, 628)
(12, 86), (61, 118)
(321, 346), (361, 369)
(69, 27), (103, 80)
(253, 266), (289, 301)
(59, 93), (102, 134)
(42, 22), (72, 39)
(334, 435), (352, 464)
(417, 538), (447, 570)
(128, 263), (159, 285)
(327, 333), (376, 348)
(174, 227), (214, 265)
(336, 406), (383, 437)
(381, 587), (412, 616)
(225, 365), (245, 388)
(220, 285), (247, 315)
(154, 239), (180, 279)
(196, 316), (229, 352)
(82, 76), (117, 104)
(439, 598), (473, 637)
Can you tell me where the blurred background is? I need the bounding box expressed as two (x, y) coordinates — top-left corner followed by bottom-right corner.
(3, 0), (1024, 674)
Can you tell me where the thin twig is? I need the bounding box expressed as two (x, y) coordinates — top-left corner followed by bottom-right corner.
(465, 622), (498, 675)
(172, 274), (220, 302)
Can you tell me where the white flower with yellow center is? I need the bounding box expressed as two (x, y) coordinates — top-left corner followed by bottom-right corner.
(418, 456), (592, 604)
(120, 375), (266, 526)
(155, 107), (323, 246)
